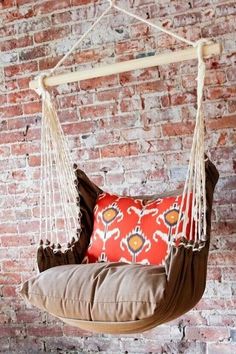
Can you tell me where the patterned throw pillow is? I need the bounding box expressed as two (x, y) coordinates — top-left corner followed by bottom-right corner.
(84, 192), (192, 266)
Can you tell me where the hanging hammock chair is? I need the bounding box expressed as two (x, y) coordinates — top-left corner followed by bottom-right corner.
(20, 0), (220, 334)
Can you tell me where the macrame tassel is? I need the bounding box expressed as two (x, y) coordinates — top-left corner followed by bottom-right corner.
(173, 39), (208, 248)
(35, 75), (81, 255)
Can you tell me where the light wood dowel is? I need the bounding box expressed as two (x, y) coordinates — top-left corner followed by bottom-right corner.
(29, 42), (222, 90)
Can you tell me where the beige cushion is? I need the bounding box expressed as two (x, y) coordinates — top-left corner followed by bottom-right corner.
(20, 262), (166, 322)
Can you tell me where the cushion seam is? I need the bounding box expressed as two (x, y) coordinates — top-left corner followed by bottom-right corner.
(29, 292), (158, 304)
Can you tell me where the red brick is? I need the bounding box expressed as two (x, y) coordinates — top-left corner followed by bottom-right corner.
(0, 223), (18, 234)
(160, 95), (170, 108)
(162, 121), (195, 136)
(2, 259), (34, 272)
(24, 127), (41, 141)
(1, 8), (34, 24)
(11, 142), (40, 155)
(0, 36), (33, 52)
(17, 77), (31, 90)
(8, 116), (36, 130)
(1, 235), (33, 247)
(28, 155), (41, 167)
(79, 102), (118, 119)
(96, 86), (135, 102)
(208, 251), (236, 266)
(4, 62), (38, 78)
(80, 75), (119, 91)
(51, 10), (73, 25)
(136, 80), (167, 93)
(58, 93), (93, 109)
(206, 115), (236, 130)
(116, 39), (144, 55)
(2, 285), (17, 297)
(34, 26), (71, 44)
(195, 298), (232, 311)
(23, 101), (42, 114)
(20, 246), (37, 259)
(62, 121), (95, 136)
(119, 67), (159, 85)
(0, 273), (21, 284)
(16, 0), (36, 4)
(202, 16), (236, 37)
(0, 0), (15, 9)
(71, 0), (97, 6)
(1, 104), (23, 118)
(173, 11), (202, 28)
(18, 220), (39, 234)
(16, 310), (41, 323)
(27, 325), (63, 337)
(207, 86), (236, 100)
(120, 97), (142, 113)
(130, 22), (152, 39)
(182, 71), (226, 89)
(39, 56), (65, 71)
(170, 91), (196, 106)
(19, 45), (51, 61)
(8, 90), (39, 104)
(0, 326), (24, 337)
(100, 143), (139, 158)
(33, 0), (71, 15)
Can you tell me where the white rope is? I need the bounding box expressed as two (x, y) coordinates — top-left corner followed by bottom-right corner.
(44, 0), (195, 80)
(173, 39), (208, 244)
(113, 3), (195, 47)
(37, 75), (80, 247)
(48, 2), (113, 77)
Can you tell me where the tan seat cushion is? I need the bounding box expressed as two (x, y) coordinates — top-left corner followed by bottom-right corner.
(20, 262), (166, 322)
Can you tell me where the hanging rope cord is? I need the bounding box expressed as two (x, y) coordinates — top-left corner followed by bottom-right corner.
(35, 0), (210, 249)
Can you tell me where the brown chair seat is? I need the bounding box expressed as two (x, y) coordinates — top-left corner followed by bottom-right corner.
(20, 262), (167, 333)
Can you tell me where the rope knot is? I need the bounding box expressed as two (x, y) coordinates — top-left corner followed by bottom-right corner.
(194, 38), (212, 63)
(34, 73), (49, 98)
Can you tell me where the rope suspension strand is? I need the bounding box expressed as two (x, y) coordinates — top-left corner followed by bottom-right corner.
(173, 39), (208, 249)
(36, 74), (81, 252)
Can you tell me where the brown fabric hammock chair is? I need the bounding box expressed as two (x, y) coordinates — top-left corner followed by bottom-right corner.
(20, 159), (219, 334)
(19, 1), (221, 334)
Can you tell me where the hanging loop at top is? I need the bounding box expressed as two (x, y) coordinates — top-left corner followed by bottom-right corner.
(108, 0), (115, 6)
(194, 38), (210, 63)
(34, 73), (49, 98)
(194, 39), (209, 110)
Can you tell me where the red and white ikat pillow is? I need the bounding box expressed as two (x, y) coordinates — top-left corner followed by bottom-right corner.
(84, 192), (192, 266)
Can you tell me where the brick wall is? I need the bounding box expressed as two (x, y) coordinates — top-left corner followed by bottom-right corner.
(0, 0), (235, 353)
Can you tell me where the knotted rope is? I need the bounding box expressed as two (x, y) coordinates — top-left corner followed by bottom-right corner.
(36, 75), (81, 248)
